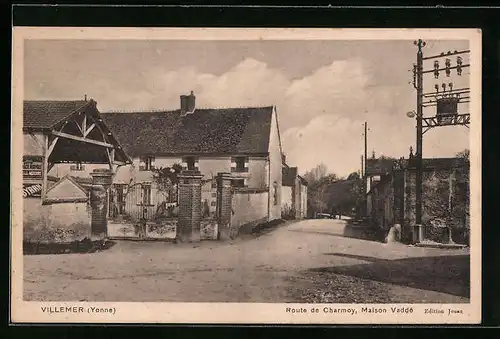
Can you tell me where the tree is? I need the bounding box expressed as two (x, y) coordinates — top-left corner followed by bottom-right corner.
(303, 163), (329, 185)
(151, 163), (183, 197)
(456, 149), (470, 161)
(304, 164), (338, 216)
(150, 163), (183, 218)
(347, 171), (360, 181)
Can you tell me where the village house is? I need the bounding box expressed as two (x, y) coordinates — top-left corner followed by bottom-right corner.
(99, 91), (284, 232)
(22, 98), (131, 243)
(365, 155), (470, 245)
(281, 162), (308, 219)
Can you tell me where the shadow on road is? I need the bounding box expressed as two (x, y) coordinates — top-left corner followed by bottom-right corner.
(342, 221), (386, 243)
(308, 254), (470, 298)
(323, 252), (391, 263)
(287, 218), (386, 244)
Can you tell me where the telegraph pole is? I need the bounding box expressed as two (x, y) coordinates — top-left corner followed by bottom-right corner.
(364, 121), (368, 176)
(415, 40), (424, 238)
(410, 40), (470, 243)
(361, 155), (364, 177)
(361, 121), (369, 217)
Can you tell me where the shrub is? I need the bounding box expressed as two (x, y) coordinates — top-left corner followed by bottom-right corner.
(281, 204), (296, 220)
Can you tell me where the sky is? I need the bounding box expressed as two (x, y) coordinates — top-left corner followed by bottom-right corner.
(24, 39), (471, 177)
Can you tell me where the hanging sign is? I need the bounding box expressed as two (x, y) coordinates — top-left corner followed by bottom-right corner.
(23, 156), (43, 180)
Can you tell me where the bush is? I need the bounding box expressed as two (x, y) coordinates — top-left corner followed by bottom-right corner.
(281, 204), (296, 220)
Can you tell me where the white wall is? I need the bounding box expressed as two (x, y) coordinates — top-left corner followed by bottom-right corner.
(281, 186), (293, 207)
(49, 163), (109, 179)
(23, 132), (44, 156)
(267, 107), (283, 220)
(231, 191), (269, 231)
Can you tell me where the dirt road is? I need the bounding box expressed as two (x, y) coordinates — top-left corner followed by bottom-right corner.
(24, 219), (470, 303)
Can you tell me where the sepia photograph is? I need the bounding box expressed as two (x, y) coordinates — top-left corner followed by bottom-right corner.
(11, 27), (481, 324)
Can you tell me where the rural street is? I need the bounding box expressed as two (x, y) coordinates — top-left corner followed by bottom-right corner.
(24, 219), (470, 303)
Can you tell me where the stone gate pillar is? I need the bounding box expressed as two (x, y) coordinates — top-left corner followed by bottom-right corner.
(90, 169), (113, 239)
(216, 172), (233, 240)
(177, 170), (203, 242)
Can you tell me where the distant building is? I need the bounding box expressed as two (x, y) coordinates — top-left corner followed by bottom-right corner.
(281, 165), (308, 219)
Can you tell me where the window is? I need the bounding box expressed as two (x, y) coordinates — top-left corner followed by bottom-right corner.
(232, 156), (248, 172)
(211, 201), (217, 207)
(70, 162), (85, 171)
(140, 156), (155, 171)
(142, 184), (152, 205)
(182, 156), (197, 170)
(211, 178), (217, 188)
(273, 181), (278, 206)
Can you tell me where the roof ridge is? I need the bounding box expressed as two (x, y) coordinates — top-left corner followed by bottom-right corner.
(46, 101), (92, 129)
(24, 99), (88, 103)
(102, 105), (274, 114)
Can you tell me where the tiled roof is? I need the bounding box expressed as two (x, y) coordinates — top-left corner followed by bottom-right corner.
(282, 166), (298, 186)
(101, 107), (274, 156)
(23, 100), (90, 129)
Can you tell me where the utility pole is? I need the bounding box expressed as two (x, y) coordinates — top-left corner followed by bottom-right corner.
(360, 155), (364, 177)
(415, 39), (424, 241)
(362, 121), (369, 217)
(410, 40), (470, 243)
(364, 121), (368, 176)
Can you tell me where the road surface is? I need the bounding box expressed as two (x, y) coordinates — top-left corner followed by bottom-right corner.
(24, 219), (470, 303)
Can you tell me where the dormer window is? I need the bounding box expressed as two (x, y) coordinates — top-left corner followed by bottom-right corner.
(139, 156), (155, 171)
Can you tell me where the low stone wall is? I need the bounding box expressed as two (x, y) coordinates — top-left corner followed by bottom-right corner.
(231, 189), (269, 235)
(405, 168), (469, 245)
(23, 197), (92, 244)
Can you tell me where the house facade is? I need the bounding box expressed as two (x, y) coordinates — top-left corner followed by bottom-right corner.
(100, 91), (284, 227)
(281, 165), (308, 219)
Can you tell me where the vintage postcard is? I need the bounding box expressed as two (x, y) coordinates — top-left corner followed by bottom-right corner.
(11, 27), (481, 324)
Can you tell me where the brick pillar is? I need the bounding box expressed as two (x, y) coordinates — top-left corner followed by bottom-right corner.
(216, 172), (232, 240)
(90, 169), (113, 239)
(177, 170), (203, 242)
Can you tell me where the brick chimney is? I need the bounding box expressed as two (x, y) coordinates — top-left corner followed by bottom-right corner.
(180, 91), (196, 115)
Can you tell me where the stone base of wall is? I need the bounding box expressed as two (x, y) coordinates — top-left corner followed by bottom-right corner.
(23, 238), (115, 255)
(107, 219), (178, 240)
(24, 224), (91, 244)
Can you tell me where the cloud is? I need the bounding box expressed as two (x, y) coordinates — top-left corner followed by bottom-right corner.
(26, 56), (470, 177)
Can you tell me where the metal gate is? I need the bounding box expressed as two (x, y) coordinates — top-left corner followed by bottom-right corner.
(108, 183), (179, 240)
